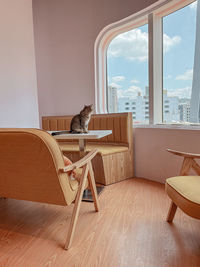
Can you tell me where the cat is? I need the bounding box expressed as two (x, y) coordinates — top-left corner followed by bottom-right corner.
(70, 104), (93, 133)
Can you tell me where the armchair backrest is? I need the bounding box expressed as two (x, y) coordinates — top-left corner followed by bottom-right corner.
(0, 129), (77, 206)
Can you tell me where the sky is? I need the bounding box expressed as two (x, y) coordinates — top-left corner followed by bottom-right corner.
(107, 1), (197, 100)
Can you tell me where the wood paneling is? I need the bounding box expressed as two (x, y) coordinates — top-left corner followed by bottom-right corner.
(63, 150), (133, 185)
(0, 178), (200, 266)
(42, 113), (131, 145)
(100, 117), (108, 142)
(57, 119), (65, 130)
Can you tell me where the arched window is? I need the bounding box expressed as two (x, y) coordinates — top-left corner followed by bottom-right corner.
(95, 0), (199, 126)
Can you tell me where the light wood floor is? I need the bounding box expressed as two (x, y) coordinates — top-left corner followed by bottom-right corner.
(0, 178), (200, 267)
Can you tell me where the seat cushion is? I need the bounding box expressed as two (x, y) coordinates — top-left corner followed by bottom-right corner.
(59, 143), (128, 155)
(166, 176), (200, 205)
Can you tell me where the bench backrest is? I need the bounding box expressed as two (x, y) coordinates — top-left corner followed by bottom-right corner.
(42, 113), (132, 146)
(0, 129), (77, 206)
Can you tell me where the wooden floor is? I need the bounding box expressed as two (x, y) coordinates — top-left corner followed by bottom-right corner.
(0, 178), (200, 267)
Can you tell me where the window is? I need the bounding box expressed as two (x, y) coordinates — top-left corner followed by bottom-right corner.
(107, 24), (149, 124)
(96, 0), (199, 126)
(163, 1), (197, 123)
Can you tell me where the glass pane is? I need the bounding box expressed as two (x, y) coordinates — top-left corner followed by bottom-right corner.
(107, 24), (149, 124)
(163, 1), (197, 123)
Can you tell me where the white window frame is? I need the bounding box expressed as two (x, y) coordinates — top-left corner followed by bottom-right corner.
(94, 0), (196, 126)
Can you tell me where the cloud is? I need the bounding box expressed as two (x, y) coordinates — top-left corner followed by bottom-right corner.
(164, 74), (172, 80)
(111, 76), (125, 82)
(117, 85), (142, 98)
(176, 69), (193, 80)
(108, 28), (181, 62)
(167, 87), (192, 99)
(130, 79), (140, 84)
(190, 1), (197, 10)
(109, 82), (122, 89)
(163, 34), (181, 53)
(108, 29), (148, 61)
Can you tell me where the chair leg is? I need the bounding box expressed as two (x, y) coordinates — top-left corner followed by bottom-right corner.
(65, 164), (89, 250)
(88, 161), (100, 212)
(166, 201), (177, 222)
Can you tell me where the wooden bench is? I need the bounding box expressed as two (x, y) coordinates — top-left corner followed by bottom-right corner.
(42, 113), (134, 185)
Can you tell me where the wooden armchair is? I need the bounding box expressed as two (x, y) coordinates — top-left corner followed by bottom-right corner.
(0, 129), (99, 249)
(165, 149), (200, 222)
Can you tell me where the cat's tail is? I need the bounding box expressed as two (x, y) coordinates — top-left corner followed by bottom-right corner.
(51, 130), (70, 136)
(70, 130), (82, 134)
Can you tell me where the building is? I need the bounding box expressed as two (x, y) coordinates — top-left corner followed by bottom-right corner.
(179, 103), (190, 122)
(163, 91), (180, 123)
(107, 86), (118, 113)
(118, 89), (181, 124)
(118, 93), (149, 123)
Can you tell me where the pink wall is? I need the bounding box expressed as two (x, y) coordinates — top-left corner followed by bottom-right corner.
(32, 0), (157, 118)
(134, 127), (200, 183)
(0, 0), (39, 128)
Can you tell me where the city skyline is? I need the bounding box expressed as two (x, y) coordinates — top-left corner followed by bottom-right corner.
(108, 84), (190, 123)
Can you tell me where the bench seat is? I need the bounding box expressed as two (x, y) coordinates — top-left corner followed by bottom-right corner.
(59, 143), (129, 155)
(42, 113), (134, 185)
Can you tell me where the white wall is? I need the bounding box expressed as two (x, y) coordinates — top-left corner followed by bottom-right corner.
(134, 127), (200, 183)
(0, 0), (39, 128)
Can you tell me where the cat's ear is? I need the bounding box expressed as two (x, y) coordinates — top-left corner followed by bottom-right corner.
(90, 104), (93, 108)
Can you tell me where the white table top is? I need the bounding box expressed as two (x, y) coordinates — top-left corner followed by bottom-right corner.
(48, 130), (112, 140)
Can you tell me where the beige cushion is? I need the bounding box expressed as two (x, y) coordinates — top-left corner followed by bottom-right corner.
(59, 143), (128, 155)
(166, 176), (200, 205)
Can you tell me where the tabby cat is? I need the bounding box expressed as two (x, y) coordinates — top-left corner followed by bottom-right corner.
(70, 104), (93, 133)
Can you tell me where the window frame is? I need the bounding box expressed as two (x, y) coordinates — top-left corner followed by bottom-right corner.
(95, 0), (196, 126)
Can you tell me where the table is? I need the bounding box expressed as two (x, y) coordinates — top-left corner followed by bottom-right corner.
(48, 130), (112, 156)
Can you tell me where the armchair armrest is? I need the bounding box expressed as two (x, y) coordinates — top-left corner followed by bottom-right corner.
(167, 149), (200, 159)
(60, 149), (98, 173)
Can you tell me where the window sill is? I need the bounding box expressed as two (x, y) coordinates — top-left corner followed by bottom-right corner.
(133, 123), (200, 130)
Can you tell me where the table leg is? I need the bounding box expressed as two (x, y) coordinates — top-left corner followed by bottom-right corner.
(78, 139), (105, 202)
(79, 139), (86, 157)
